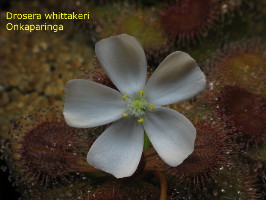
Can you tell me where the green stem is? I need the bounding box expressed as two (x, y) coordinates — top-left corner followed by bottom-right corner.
(143, 132), (151, 150)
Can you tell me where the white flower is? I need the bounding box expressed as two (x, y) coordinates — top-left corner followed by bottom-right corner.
(63, 34), (206, 178)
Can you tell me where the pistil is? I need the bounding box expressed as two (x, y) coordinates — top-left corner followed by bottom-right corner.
(121, 91), (155, 122)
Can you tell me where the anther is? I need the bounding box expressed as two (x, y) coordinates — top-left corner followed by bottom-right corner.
(150, 104), (155, 111)
(122, 113), (128, 118)
(138, 90), (144, 95)
(122, 94), (127, 101)
(137, 118), (144, 123)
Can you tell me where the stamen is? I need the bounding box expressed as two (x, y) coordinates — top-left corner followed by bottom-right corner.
(122, 94), (127, 101)
(150, 104), (155, 111)
(138, 90), (144, 95)
(122, 113), (128, 118)
(137, 118), (144, 123)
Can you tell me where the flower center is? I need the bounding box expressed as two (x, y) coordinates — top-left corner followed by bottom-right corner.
(121, 91), (155, 123)
(127, 97), (149, 118)
(132, 99), (144, 109)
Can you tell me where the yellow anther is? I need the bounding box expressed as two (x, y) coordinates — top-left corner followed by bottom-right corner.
(122, 113), (128, 117)
(138, 90), (144, 95)
(150, 104), (155, 111)
(122, 94), (127, 101)
(137, 118), (144, 123)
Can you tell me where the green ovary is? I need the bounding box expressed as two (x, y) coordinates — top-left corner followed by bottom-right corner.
(133, 100), (145, 110)
(127, 97), (149, 118)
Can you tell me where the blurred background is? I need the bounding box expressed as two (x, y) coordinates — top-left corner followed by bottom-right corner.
(0, 0), (265, 199)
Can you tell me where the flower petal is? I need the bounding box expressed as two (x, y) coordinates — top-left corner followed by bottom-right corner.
(63, 79), (125, 128)
(144, 51), (206, 106)
(87, 117), (144, 178)
(143, 107), (196, 166)
(95, 34), (147, 96)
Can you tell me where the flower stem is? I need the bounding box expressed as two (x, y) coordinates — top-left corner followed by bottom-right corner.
(143, 132), (151, 150)
(76, 160), (102, 172)
(154, 170), (168, 200)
